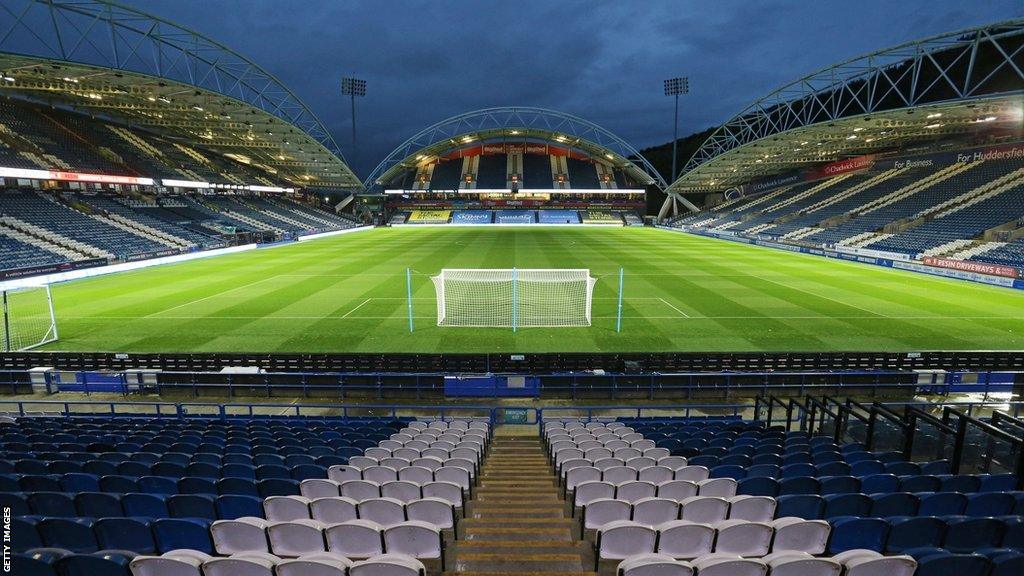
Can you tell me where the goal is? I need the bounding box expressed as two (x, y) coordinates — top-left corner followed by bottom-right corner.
(431, 269), (597, 328)
(1, 285), (58, 351)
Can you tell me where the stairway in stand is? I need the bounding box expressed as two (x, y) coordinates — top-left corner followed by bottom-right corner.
(447, 434), (595, 576)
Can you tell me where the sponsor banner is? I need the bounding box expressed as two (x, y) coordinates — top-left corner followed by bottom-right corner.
(893, 261), (1018, 288)
(835, 246), (912, 262)
(805, 154), (875, 180)
(524, 143), (548, 155)
(741, 171), (804, 196)
(922, 256), (1022, 279)
(0, 166), (154, 185)
(0, 258), (108, 281)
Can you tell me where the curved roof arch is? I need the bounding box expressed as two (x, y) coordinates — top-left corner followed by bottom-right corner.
(0, 0), (360, 188)
(366, 107), (667, 189)
(671, 19), (1024, 193)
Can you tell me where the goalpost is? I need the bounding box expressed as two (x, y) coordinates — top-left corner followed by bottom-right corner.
(430, 269), (598, 329)
(1, 285), (58, 351)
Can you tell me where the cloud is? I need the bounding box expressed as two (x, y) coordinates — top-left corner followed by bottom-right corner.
(123, 0), (1024, 177)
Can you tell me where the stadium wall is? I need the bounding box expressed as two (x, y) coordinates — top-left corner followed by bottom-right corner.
(658, 226), (1024, 290)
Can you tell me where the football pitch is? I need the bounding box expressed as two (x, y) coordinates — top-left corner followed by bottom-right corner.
(40, 226), (1024, 353)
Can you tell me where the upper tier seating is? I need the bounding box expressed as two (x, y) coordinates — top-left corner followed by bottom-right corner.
(675, 154), (1024, 260)
(0, 191), (166, 258)
(475, 155), (508, 189)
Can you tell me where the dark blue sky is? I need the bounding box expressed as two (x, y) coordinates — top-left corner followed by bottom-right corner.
(128, 0), (1022, 178)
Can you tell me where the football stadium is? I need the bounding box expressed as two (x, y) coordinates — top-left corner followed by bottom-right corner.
(1, 2), (1024, 576)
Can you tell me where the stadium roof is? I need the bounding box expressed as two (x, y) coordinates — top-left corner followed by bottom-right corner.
(0, 0), (361, 189)
(669, 19), (1024, 194)
(366, 107), (668, 189)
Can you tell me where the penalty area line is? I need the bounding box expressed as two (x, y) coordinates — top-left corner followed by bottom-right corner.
(340, 298), (373, 318)
(659, 298), (691, 318)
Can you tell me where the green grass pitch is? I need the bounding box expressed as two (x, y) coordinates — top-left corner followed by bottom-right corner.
(39, 226), (1024, 353)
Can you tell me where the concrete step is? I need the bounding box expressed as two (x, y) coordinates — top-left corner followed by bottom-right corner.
(461, 526), (577, 542)
(450, 553), (587, 572)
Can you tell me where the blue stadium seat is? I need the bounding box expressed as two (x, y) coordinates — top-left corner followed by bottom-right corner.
(74, 492), (123, 517)
(98, 475), (138, 493)
(710, 465), (746, 480)
(688, 455), (719, 467)
(901, 475), (942, 492)
(816, 462), (852, 476)
(999, 516), (1023, 549)
(915, 552), (992, 576)
(886, 462), (921, 476)
(966, 492), (1016, 516)
(258, 478), (300, 497)
(919, 492), (968, 516)
(20, 475), (61, 492)
(37, 518), (98, 553)
(116, 461), (150, 477)
(13, 548), (68, 576)
(980, 474), (1018, 492)
(138, 476), (177, 495)
(818, 475), (860, 495)
(870, 492), (919, 516)
(780, 463), (816, 478)
(750, 455), (782, 467)
(823, 493), (872, 518)
(920, 461), (952, 475)
(54, 550), (135, 576)
(737, 477), (779, 496)
(59, 473), (100, 493)
(944, 517), (1005, 553)
(290, 464), (326, 481)
(13, 516), (47, 551)
(178, 477), (216, 495)
(83, 461), (117, 477)
(939, 475), (981, 493)
(48, 461), (83, 475)
(256, 464), (291, 480)
(168, 494), (216, 519)
(152, 518), (214, 553)
(221, 464), (256, 479)
(121, 493), (169, 518)
(827, 516), (890, 553)
(0, 492), (30, 515)
(776, 494), (824, 519)
(779, 476), (820, 495)
(0, 474), (20, 491)
(989, 550), (1024, 576)
(886, 516), (948, 553)
(851, 461), (886, 476)
(185, 463), (219, 478)
(216, 495), (264, 519)
(860, 474), (899, 493)
(94, 517), (157, 554)
(28, 492), (75, 516)
(217, 477), (259, 496)
(150, 462), (186, 478)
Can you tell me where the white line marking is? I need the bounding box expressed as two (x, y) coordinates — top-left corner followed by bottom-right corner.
(60, 315), (1023, 320)
(659, 298), (691, 318)
(744, 272), (886, 317)
(146, 275), (282, 317)
(340, 298), (373, 318)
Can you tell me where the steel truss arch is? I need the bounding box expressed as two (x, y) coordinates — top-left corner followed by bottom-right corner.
(672, 19), (1024, 192)
(367, 106), (667, 189)
(0, 0), (359, 187)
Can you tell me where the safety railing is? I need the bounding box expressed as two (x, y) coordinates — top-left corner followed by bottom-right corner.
(4, 368), (1006, 399)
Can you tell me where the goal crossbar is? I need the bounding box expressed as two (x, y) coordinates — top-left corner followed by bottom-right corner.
(431, 268), (597, 329)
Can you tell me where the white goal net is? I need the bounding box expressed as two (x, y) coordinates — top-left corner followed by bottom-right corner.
(1, 285), (58, 351)
(431, 269), (597, 328)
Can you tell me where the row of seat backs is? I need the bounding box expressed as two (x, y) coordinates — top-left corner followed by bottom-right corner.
(733, 473), (1017, 496)
(1, 473), (329, 497)
(5, 492), (264, 521)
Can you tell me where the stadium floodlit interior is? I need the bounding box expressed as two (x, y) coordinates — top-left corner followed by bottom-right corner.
(0, 2), (1023, 576)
